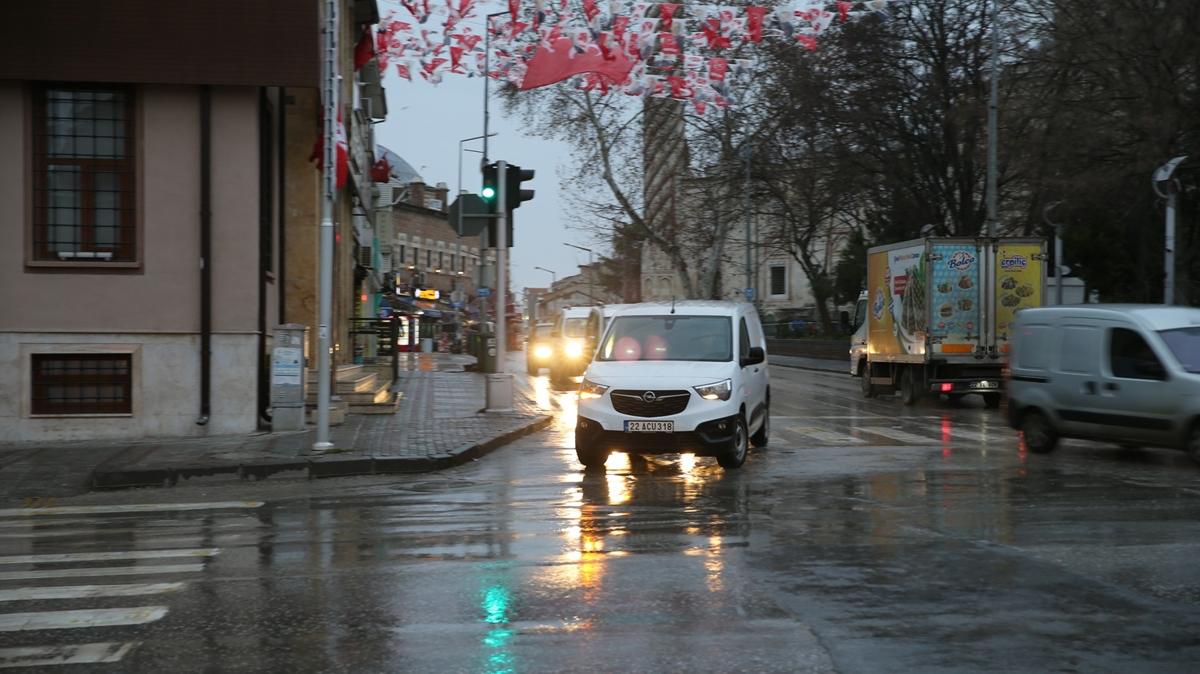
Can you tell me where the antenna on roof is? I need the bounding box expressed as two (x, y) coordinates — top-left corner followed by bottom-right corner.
(670, 295), (676, 314)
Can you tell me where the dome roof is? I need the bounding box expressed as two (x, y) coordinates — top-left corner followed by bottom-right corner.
(376, 144), (423, 184)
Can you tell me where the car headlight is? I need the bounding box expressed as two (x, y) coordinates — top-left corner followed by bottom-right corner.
(579, 378), (609, 400)
(693, 379), (732, 401)
(534, 344), (552, 359)
(564, 340), (585, 358)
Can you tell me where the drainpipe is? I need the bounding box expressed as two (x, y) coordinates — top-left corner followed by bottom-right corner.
(257, 88), (272, 427)
(197, 85), (212, 426)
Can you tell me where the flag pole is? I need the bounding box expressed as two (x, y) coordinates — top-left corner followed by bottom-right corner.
(314, 0), (339, 452)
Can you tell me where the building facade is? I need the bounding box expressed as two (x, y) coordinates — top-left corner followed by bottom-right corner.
(0, 0), (385, 442)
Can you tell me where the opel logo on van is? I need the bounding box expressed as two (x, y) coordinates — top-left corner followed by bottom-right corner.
(642, 391), (657, 403)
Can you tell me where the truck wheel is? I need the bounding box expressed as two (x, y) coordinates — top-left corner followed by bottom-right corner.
(860, 362), (876, 398)
(1020, 410), (1058, 454)
(983, 393), (1002, 409)
(900, 367), (921, 406)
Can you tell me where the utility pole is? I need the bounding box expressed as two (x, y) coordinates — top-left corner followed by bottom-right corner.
(742, 146), (753, 302)
(986, 0), (1000, 238)
(1043, 201), (1064, 305)
(482, 11), (507, 166)
(314, 0), (339, 452)
(1154, 156), (1189, 305)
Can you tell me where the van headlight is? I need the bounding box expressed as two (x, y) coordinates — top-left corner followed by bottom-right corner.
(564, 340), (585, 358)
(579, 378), (609, 400)
(693, 379), (732, 401)
(534, 344), (553, 359)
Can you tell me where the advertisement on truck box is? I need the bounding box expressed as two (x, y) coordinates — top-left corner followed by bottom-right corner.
(994, 242), (1045, 351)
(929, 242), (982, 354)
(867, 242), (926, 358)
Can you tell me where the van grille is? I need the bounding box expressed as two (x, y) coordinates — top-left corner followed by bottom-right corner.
(610, 390), (690, 418)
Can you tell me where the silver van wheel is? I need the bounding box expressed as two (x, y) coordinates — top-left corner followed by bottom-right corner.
(1187, 425), (1200, 465)
(1021, 410), (1058, 454)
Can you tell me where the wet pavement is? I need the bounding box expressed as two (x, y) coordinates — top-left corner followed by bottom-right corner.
(2, 365), (1200, 672)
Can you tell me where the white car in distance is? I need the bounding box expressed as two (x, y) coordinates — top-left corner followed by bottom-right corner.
(574, 301), (770, 470)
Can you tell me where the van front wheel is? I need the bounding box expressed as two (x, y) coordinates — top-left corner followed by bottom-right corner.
(1186, 424), (1200, 465)
(1020, 410), (1058, 454)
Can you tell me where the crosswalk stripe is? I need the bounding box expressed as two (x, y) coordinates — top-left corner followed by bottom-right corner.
(0, 606), (167, 632)
(0, 642), (136, 669)
(0, 501), (263, 518)
(0, 583), (186, 603)
(858, 427), (941, 444)
(0, 564), (204, 582)
(787, 427), (866, 444)
(0, 548), (219, 565)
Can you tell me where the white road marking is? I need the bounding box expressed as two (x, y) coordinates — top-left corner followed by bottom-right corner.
(0, 606), (167, 632)
(787, 427), (867, 444)
(0, 564), (204, 582)
(0, 642), (136, 669)
(0, 548), (219, 566)
(0, 583), (186, 603)
(0, 501), (263, 518)
(859, 427), (941, 444)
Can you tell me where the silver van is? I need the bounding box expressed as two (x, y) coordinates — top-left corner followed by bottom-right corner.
(1007, 305), (1200, 462)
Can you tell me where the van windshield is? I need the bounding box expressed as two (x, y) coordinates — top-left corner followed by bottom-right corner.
(535, 325), (553, 337)
(563, 318), (588, 338)
(1157, 327), (1200, 373)
(598, 315), (732, 362)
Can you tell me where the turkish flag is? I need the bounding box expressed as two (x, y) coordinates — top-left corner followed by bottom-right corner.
(354, 26), (374, 70)
(308, 109), (349, 190)
(519, 38), (635, 90)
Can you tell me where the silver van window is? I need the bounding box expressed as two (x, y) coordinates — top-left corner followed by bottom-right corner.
(1158, 327), (1200, 374)
(1110, 328), (1166, 380)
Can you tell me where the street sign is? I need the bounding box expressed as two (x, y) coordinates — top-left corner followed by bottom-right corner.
(744, 287), (755, 300)
(448, 194), (492, 237)
(478, 287), (492, 297)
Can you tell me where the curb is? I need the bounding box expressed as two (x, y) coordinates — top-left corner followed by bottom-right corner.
(769, 359), (846, 374)
(90, 413), (555, 490)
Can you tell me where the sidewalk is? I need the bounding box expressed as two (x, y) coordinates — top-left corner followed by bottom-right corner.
(0, 353), (552, 500)
(768, 353), (846, 374)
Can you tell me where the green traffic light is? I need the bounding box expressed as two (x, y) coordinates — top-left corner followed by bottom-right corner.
(481, 185), (496, 200)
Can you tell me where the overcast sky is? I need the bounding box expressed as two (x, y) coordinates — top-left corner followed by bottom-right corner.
(373, 26), (607, 300)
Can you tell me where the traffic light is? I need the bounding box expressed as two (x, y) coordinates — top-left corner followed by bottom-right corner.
(480, 162), (499, 204)
(506, 164), (535, 212)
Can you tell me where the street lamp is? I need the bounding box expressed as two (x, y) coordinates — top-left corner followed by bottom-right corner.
(534, 266), (557, 286)
(563, 243), (595, 306)
(1154, 155), (1189, 304)
(1042, 200), (1064, 306)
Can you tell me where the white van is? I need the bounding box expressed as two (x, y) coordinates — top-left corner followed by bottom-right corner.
(1007, 305), (1200, 462)
(575, 301), (769, 470)
(549, 306), (603, 387)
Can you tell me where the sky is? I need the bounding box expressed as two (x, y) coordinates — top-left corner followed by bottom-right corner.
(372, 4), (607, 301)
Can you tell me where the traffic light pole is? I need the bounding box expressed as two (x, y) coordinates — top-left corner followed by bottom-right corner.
(496, 160), (508, 375)
(314, 0), (339, 453)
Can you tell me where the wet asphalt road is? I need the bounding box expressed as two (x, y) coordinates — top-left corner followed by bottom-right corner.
(3, 364), (1200, 673)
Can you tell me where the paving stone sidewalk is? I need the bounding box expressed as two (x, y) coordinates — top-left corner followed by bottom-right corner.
(0, 353), (552, 500)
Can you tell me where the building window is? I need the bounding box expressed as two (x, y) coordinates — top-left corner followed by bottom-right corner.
(32, 85), (136, 262)
(399, 244), (406, 266)
(769, 264), (787, 297)
(411, 247), (419, 266)
(438, 251), (444, 270)
(426, 249), (432, 269)
(450, 253), (456, 272)
(31, 353), (132, 415)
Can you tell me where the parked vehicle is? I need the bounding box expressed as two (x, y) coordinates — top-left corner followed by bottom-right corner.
(1006, 304), (1200, 462)
(549, 306), (603, 387)
(525, 322), (556, 375)
(851, 237), (1046, 406)
(575, 301), (769, 470)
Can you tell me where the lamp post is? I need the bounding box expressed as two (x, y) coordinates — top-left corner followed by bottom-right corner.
(313, 0), (339, 453)
(482, 11), (507, 165)
(563, 243), (595, 306)
(1042, 200), (1064, 306)
(1154, 155), (1190, 305)
(534, 266), (557, 286)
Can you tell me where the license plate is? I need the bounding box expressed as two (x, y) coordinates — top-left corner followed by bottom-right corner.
(970, 380), (998, 390)
(625, 420), (673, 432)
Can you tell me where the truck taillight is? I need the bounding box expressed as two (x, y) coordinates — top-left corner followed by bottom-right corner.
(940, 383), (953, 393)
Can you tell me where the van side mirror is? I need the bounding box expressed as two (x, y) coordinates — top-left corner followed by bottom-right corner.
(742, 346), (765, 367)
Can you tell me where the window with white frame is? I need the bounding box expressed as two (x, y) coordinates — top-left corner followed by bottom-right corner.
(768, 264), (787, 298)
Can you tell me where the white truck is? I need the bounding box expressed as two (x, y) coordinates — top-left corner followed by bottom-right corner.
(850, 237), (1046, 406)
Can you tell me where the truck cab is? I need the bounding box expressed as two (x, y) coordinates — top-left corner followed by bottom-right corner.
(850, 290), (868, 377)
